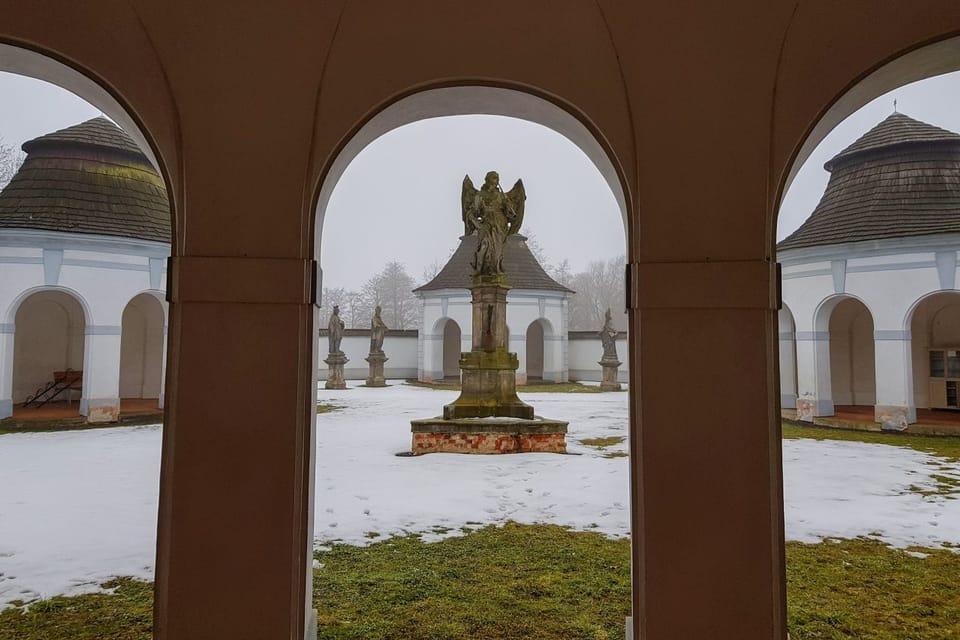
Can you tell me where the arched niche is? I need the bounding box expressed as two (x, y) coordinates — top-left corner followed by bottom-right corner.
(12, 289), (87, 411)
(120, 293), (166, 404)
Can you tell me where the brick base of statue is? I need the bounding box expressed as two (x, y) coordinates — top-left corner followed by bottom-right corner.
(324, 352), (348, 390)
(411, 418), (567, 454)
(364, 352), (388, 387)
(599, 357), (622, 391)
(410, 278), (567, 454)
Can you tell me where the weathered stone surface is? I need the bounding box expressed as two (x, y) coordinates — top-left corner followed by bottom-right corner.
(324, 352), (348, 390)
(875, 404), (909, 431)
(442, 283), (534, 419)
(409, 178), (565, 454)
(599, 357), (622, 392)
(410, 416), (567, 454)
(87, 400), (120, 423)
(365, 352), (388, 387)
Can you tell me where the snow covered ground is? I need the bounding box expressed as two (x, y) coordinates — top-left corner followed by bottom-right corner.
(0, 382), (958, 607)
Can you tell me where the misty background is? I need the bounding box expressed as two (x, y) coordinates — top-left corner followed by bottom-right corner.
(2, 70), (959, 331)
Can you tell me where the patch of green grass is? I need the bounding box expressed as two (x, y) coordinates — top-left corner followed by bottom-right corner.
(4, 527), (960, 640)
(786, 538), (960, 639)
(313, 522), (631, 640)
(0, 577), (152, 640)
(404, 379), (461, 391)
(580, 436), (626, 449)
(316, 403), (343, 415)
(783, 422), (960, 461)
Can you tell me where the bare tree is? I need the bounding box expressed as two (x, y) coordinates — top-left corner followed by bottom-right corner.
(567, 254), (626, 331)
(360, 261), (419, 329)
(520, 226), (551, 272)
(0, 136), (25, 191)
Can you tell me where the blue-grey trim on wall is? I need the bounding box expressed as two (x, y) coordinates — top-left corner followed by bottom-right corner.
(0, 256), (42, 264)
(86, 325), (123, 335)
(874, 330), (910, 340)
(0, 323), (14, 334)
(795, 331), (829, 341)
(778, 331), (795, 340)
(0, 398), (12, 418)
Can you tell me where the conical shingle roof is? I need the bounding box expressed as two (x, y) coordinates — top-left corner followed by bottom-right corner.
(778, 113), (960, 251)
(414, 234), (573, 293)
(0, 118), (170, 242)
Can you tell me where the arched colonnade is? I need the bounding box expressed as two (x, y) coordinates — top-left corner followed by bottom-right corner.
(781, 281), (960, 430)
(3, 4), (960, 638)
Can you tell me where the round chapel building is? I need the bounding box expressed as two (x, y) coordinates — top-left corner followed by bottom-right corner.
(415, 233), (573, 384)
(0, 118), (170, 423)
(779, 112), (960, 431)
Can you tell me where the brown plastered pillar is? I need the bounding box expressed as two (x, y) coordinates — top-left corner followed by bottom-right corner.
(155, 256), (316, 639)
(628, 259), (785, 639)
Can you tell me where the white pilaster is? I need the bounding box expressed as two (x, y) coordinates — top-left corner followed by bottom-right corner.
(795, 331), (833, 420)
(0, 327), (13, 418)
(873, 330), (916, 430)
(778, 331), (797, 408)
(81, 330), (122, 422)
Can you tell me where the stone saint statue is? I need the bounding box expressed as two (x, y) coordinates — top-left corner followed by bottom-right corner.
(599, 308), (618, 360)
(461, 171), (525, 276)
(328, 304), (345, 355)
(369, 305), (387, 354)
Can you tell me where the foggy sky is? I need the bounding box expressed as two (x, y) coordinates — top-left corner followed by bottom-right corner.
(1, 69), (958, 290)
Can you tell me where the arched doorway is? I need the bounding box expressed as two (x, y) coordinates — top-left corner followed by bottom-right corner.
(120, 293), (166, 409)
(525, 320), (544, 382)
(11, 289), (86, 415)
(828, 297), (876, 410)
(442, 319), (461, 381)
(909, 292), (960, 410)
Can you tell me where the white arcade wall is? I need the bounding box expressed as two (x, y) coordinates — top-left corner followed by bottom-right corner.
(317, 327), (629, 384)
(0, 229), (169, 421)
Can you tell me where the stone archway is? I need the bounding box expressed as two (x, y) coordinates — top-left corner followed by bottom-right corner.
(908, 292), (960, 409)
(11, 289), (87, 416)
(828, 297), (876, 409)
(525, 320), (545, 382)
(442, 318), (462, 381)
(120, 293), (166, 408)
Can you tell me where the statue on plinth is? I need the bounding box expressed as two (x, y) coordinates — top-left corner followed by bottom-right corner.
(365, 305), (389, 387)
(324, 304), (348, 390)
(410, 171), (567, 455)
(598, 308), (622, 391)
(461, 171), (525, 278)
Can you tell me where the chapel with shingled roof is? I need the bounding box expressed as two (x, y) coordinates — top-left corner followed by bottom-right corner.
(778, 112), (960, 432)
(0, 118), (170, 423)
(415, 233), (573, 385)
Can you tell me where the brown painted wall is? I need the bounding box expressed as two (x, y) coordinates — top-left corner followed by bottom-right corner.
(2, 2), (960, 638)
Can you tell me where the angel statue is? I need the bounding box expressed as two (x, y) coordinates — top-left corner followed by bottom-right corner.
(461, 171), (525, 277)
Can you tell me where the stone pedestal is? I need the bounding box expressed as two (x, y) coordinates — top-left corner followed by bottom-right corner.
(324, 352), (348, 390)
(411, 276), (566, 454)
(599, 357), (622, 391)
(442, 281), (533, 419)
(365, 351), (388, 387)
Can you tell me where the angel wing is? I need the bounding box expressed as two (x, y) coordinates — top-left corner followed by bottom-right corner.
(461, 175), (479, 235)
(504, 178), (526, 235)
